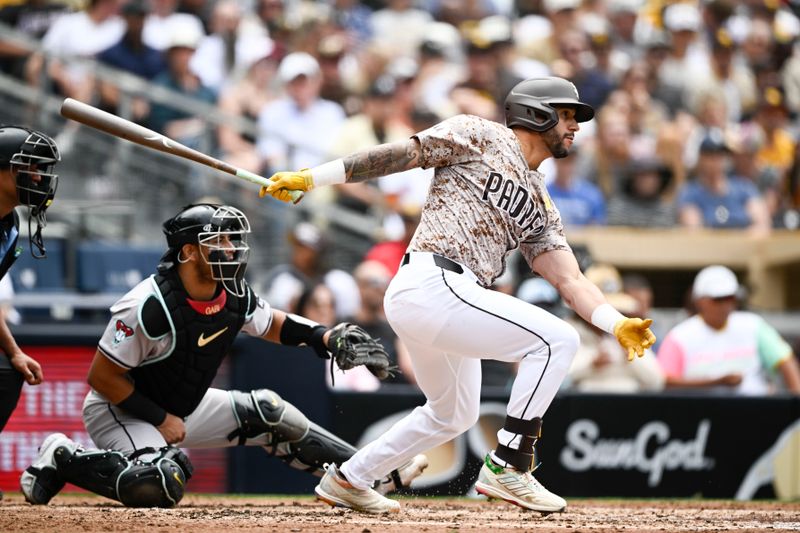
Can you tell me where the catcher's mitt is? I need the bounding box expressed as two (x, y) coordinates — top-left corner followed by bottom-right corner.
(327, 322), (393, 380)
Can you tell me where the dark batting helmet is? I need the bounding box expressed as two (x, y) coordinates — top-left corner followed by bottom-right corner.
(504, 77), (594, 132)
(160, 204), (251, 297)
(0, 125), (60, 258)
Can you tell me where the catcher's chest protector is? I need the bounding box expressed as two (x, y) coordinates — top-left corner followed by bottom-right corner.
(129, 271), (251, 417)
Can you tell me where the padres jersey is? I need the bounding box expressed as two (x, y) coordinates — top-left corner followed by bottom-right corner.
(97, 275), (272, 370)
(410, 114), (570, 287)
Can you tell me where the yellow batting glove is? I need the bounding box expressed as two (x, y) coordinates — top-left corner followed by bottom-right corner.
(258, 169), (314, 201)
(613, 318), (657, 361)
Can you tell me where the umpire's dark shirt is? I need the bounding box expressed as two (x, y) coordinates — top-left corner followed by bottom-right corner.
(0, 210), (20, 373)
(0, 210), (20, 281)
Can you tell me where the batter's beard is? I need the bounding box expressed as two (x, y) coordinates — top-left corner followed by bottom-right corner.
(543, 128), (570, 159)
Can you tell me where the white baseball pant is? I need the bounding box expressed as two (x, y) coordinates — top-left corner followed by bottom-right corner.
(83, 387), (268, 454)
(340, 252), (579, 489)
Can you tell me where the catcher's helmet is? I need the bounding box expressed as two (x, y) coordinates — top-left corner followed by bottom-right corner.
(0, 125), (60, 258)
(161, 204), (251, 297)
(504, 77), (594, 132)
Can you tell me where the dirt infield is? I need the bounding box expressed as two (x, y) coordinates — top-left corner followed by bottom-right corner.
(1, 493), (799, 533)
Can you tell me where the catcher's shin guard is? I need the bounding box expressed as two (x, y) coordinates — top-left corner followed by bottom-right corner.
(274, 420), (356, 474)
(55, 445), (193, 508)
(494, 416), (542, 471)
(227, 389), (309, 446)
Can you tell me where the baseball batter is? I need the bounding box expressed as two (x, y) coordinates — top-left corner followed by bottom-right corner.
(262, 77), (657, 514)
(20, 204), (426, 508)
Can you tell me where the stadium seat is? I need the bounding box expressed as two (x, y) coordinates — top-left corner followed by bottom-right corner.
(77, 241), (162, 293)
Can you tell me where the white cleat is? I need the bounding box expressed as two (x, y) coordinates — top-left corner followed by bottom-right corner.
(315, 463), (401, 514)
(474, 455), (566, 514)
(375, 454), (429, 495)
(20, 433), (78, 505)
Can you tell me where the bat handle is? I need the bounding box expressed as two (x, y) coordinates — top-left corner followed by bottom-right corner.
(235, 169), (305, 204)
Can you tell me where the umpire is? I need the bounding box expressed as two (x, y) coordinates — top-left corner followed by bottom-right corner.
(0, 126), (60, 441)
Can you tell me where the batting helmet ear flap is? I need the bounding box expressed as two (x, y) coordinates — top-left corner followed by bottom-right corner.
(505, 100), (559, 132)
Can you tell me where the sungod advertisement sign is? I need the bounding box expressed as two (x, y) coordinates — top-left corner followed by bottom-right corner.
(331, 391), (800, 499)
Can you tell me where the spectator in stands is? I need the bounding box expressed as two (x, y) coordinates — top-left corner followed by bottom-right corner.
(296, 279), (377, 392)
(657, 2), (708, 106)
(97, 0), (166, 122)
(369, 0), (433, 60)
(257, 221), (328, 313)
(217, 43), (281, 176)
(677, 131), (771, 233)
(26, 0), (125, 104)
(330, 0), (373, 49)
(143, 0), (205, 51)
(622, 273), (665, 352)
(518, 0), (580, 66)
(553, 27), (615, 110)
(330, 76), (413, 240)
(567, 264), (664, 393)
(364, 203), (421, 277)
(753, 86), (796, 221)
(255, 221), (359, 320)
(449, 31), (510, 116)
(190, 0), (271, 94)
(0, 0), (69, 79)
(658, 265), (800, 396)
(686, 29), (757, 124)
(579, 106), (634, 197)
(607, 157), (676, 227)
(607, 0), (641, 63)
(344, 260), (415, 387)
(617, 62), (670, 142)
(257, 52), (346, 174)
(148, 23), (215, 147)
(548, 146), (606, 227)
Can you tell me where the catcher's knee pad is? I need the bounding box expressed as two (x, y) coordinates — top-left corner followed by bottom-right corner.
(55, 446), (193, 508)
(227, 389), (309, 446)
(495, 415), (542, 472)
(276, 420), (357, 475)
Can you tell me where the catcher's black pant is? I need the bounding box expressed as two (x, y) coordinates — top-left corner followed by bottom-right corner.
(0, 355), (24, 432)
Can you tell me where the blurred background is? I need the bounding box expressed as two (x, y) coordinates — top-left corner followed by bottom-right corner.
(0, 0), (799, 502)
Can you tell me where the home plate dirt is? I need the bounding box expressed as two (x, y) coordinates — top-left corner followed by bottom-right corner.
(1, 493), (798, 533)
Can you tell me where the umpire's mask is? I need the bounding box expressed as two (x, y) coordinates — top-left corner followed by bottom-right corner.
(0, 126), (60, 258)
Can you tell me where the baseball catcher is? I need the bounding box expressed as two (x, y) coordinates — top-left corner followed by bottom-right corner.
(20, 204), (426, 508)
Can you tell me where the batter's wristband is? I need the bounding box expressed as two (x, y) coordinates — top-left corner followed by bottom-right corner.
(117, 389), (168, 426)
(310, 159), (346, 188)
(591, 303), (626, 335)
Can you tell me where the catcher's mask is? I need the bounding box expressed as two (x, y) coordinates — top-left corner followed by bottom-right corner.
(504, 77), (594, 132)
(161, 204), (251, 297)
(0, 125), (60, 258)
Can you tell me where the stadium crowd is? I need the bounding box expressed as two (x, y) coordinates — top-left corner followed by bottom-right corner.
(0, 0), (798, 395)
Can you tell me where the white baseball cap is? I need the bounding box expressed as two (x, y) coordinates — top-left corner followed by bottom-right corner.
(692, 265), (739, 299)
(663, 3), (701, 32)
(278, 52), (320, 83)
(544, 0), (581, 13)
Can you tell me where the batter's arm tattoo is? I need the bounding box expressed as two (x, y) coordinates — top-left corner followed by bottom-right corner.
(343, 139), (421, 183)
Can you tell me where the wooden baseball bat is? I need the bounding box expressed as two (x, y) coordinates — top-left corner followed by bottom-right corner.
(60, 98), (303, 203)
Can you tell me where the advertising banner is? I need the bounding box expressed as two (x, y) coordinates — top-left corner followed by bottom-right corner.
(331, 390), (800, 499)
(0, 345), (226, 494)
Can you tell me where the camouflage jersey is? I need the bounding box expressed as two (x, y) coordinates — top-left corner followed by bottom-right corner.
(409, 114), (571, 287)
